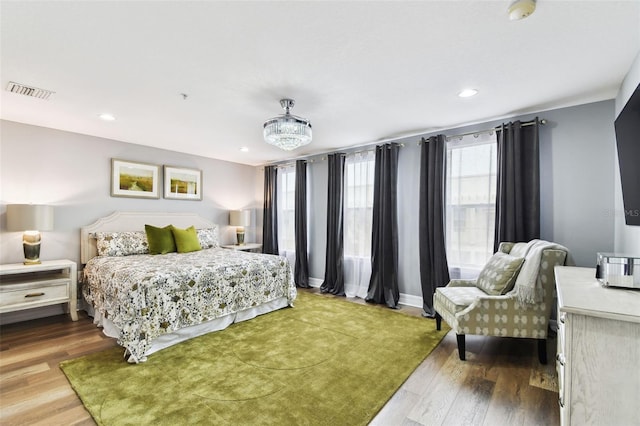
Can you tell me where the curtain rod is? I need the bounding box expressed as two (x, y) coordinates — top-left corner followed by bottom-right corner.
(266, 143), (404, 168)
(268, 117), (546, 167)
(439, 118), (546, 143)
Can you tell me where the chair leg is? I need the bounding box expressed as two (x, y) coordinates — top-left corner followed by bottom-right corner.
(538, 339), (548, 365)
(456, 334), (466, 361)
(435, 313), (442, 331)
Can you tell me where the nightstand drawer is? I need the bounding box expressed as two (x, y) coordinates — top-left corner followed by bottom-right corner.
(0, 279), (70, 309)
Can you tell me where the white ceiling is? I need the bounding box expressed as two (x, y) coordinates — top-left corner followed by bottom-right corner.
(1, 1), (639, 166)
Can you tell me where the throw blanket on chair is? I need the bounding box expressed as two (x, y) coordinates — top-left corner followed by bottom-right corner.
(513, 239), (572, 304)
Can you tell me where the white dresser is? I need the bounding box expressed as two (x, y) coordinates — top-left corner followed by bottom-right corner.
(555, 266), (640, 426)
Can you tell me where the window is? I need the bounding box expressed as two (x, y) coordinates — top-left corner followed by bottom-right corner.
(445, 133), (497, 279)
(277, 164), (296, 258)
(343, 150), (375, 297)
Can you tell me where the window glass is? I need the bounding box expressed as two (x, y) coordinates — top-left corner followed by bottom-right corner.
(445, 133), (497, 279)
(277, 164), (296, 255)
(344, 151), (375, 258)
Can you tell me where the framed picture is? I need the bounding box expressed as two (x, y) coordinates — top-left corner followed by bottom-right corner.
(164, 166), (202, 200)
(111, 159), (161, 199)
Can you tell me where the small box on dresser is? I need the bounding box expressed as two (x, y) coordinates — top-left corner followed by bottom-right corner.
(0, 259), (78, 322)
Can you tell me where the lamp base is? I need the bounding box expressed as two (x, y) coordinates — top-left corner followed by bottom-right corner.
(23, 232), (42, 265)
(236, 231), (245, 246)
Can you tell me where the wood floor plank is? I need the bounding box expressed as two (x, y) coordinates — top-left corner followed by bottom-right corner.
(442, 367), (495, 425)
(0, 362), (50, 382)
(482, 366), (530, 426)
(406, 350), (470, 424)
(370, 387), (421, 426)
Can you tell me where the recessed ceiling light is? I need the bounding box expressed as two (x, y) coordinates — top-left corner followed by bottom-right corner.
(239, 147), (249, 152)
(458, 89), (478, 98)
(99, 113), (115, 121)
(508, 0), (536, 21)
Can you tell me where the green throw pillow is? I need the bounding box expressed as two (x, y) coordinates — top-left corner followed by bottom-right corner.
(475, 252), (525, 295)
(171, 225), (202, 253)
(145, 224), (177, 255)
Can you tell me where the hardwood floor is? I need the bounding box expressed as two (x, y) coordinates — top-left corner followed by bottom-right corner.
(0, 292), (560, 426)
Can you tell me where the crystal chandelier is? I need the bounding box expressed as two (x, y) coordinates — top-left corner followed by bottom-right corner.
(263, 99), (312, 151)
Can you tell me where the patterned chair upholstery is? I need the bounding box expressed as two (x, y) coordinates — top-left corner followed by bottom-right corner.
(434, 241), (568, 364)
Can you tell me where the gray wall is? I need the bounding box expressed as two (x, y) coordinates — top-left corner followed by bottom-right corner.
(614, 50), (640, 254)
(304, 100), (617, 297)
(0, 120), (260, 266)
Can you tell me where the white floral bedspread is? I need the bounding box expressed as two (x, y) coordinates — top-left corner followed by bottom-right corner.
(83, 248), (296, 361)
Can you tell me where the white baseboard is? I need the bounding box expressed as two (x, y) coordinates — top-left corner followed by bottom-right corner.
(307, 277), (423, 309)
(309, 277), (323, 288)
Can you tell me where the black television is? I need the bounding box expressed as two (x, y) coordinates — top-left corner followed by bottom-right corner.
(613, 83), (640, 226)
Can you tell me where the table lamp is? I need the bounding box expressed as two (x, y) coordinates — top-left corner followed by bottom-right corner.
(229, 210), (251, 245)
(6, 204), (54, 264)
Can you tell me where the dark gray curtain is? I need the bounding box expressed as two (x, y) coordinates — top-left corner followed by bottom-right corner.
(419, 135), (450, 317)
(321, 153), (345, 295)
(494, 118), (540, 251)
(294, 160), (310, 288)
(262, 165), (279, 255)
(366, 143), (400, 308)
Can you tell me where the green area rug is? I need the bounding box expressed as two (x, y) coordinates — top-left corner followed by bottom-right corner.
(61, 291), (448, 425)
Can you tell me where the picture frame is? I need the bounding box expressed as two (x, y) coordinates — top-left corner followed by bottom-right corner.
(164, 166), (203, 200)
(111, 159), (161, 199)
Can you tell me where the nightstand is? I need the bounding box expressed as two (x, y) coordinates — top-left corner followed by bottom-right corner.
(220, 243), (263, 253)
(0, 259), (78, 321)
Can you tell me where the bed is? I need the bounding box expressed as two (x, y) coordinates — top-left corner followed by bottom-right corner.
(80, 211), (296, 363)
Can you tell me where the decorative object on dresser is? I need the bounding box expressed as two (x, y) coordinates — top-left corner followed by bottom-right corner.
(6, 204), (54, 265)
(229, 209), (251, 245)
(434, 240), (571, 363)
(263, 98), (312, 151)
(555, 266), (640, 426)
(80, 211), (295, 363)
(163, 165), (202, 200)
(110, 158), (161, 199)
(0, 259), (77, 321)
(595, 252), (640, 289)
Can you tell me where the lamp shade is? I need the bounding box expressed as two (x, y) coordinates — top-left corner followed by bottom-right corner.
(6, 204), (54, 231)
(229, 210), (251, 227)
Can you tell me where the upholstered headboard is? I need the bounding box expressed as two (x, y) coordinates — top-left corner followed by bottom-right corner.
(80, 211), (216, 264)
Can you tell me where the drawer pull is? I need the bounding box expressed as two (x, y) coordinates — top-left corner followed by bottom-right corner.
(25, 292), (45, 298)
(556, 353), (565, 366)
(559, 313), (566, 324)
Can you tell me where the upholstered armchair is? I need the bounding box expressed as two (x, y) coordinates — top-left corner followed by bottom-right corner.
(434, 240), (569, 364)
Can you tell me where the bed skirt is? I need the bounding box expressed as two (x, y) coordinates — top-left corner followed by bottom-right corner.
(84, 296), (290, 362)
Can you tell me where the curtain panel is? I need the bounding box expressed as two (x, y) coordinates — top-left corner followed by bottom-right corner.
(494, 118), (540, 251)
(419, 135), (450, 317)
(294, 160), (310, 288)
(277, 164), (296, 266)
(262, 165), (279, 255)
(343, 150), (375, 298)
(321, 153), (346, 295)
(366, 143), (400, 308)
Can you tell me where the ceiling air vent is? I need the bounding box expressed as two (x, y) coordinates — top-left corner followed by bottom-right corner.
(6, 81), (55, 100)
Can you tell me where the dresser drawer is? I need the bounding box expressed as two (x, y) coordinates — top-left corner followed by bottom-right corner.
(0, 279), (70, 309)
